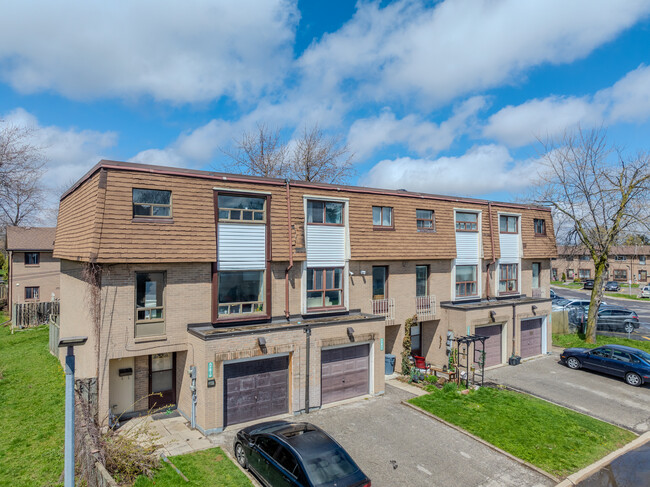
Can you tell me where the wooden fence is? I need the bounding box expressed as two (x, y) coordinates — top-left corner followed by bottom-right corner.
(12, 300), (60, 329)
(49, 315), (60, 357)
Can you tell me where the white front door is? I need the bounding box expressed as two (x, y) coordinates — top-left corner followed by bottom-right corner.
(109, 357), (135, 416)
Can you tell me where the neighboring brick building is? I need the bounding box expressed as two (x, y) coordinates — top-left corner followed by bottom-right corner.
(6, 226), (59, 308)
(553, 245), (650, 283)
(55, 160), (557, 434)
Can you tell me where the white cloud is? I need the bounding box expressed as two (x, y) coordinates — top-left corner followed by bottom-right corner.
(3, 108), (118, 191)
(599, 64), (650, 122)
(299, 0), (650, 106)
(363, 145), (536, 195)
(0, 0), (298, 103)
(348, 97), (486, 159)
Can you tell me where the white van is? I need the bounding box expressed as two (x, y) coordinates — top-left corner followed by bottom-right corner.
(641, 285), (650, 298)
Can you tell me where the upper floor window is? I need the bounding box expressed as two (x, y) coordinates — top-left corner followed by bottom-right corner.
(25, 286), (39, 300)
(373, 206), (393, 228)
(499, 264), (518, 294)
(615, 255), (627, 261)
(135, 272), (165, 337)
(416, 210), (435, 232)
(133, 189), (171, 218)
(614, 269), (627, 280)
(455, 265), (478, 297)
(640, 255), (647, 265)
(416, 265), (428, 297)
(307, 268), (343, 309)
(456, 212), (478, 232)
(24, 252), (39, 265)
(534, 219), (546, 236)
(218, 270), (265, 316)
(499, 215), (518, 234)
(372, 266), (388, 300)
(307, 200), (343, 225)
(566, 256), (574, 261)
(218, 194), (265, 222)
(579, 255), (590, 261)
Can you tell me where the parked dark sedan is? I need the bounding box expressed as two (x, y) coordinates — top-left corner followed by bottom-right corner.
(234, 421), (371, 487)
(560, 344), (650, 386)
(582, 279), (595, 290)
(604, 281), (621, 292)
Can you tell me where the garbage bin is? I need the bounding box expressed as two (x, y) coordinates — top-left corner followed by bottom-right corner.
(385, 354), (396, 375)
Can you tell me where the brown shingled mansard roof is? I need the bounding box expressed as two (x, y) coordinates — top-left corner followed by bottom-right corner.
(5, 226), (56, 251)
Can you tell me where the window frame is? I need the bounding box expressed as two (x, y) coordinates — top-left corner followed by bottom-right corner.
(306, 200), (344, 226)
(578, 269), (591, 279)
(416, 209), (435, 232)
(613, 269), (627, 281)
(217, 270), (266, 317)
(614, 255), (627, 261)
(372, 206), (394, 230)
(372, 266), (388, 300)
(132, 188), (172, 220)
(134, 271), (166, 338)
(217, 194), (266, 223)
(639, 255), (646, 265)
(498, 263), (519, 295)
(455, 264), (478, 298)
(416, 265), (429, 297)
(455, 212), (478, 232)
(24, 286), (40, 300)
(567, 269), (574, 279)
(24, 252), (40, 266)
(306, 267), (344, 311)
(499, 215), (518, 234)
(534, 218), (546, 236)
(639, 270), (647, 281)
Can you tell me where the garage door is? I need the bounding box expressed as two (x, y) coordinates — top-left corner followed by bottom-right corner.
(521, 318), (542, 358)
(475, 325), (502, 368)
(224, 356), (289, 427)
(321, 344), (369, 405)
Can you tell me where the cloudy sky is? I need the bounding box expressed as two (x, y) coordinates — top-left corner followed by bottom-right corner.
(2, 0), (650, 204)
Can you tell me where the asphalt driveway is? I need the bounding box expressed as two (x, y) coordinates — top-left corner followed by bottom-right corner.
(213, 383), (552, 487)
(486, 353), (650, 434)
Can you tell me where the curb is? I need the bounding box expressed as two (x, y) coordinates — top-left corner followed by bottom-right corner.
(555, 432), (650, 486)
(401, 400), (560, 484)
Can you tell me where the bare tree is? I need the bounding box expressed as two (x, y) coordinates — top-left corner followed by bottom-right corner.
(0, 122), (46, 227)
(221, 123), (287, 178)
(532, 128), (650, 343)
(290, 124), (355, 184)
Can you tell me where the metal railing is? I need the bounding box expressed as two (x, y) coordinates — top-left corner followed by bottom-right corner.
(415, 295), (437, 322)
(370, 297), (395, 326)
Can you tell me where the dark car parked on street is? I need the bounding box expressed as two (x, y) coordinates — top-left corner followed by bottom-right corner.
(234, 421), (371, 487)
(560, 344), (650, 386)
(582, 279), (595, 290)
(604, 281), (621, 292)
(567, 304), (639, 334)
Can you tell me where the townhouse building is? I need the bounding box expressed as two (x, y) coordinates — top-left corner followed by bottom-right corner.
(54, 160), (557, 434)
(6, 226), (60, 308)
(553, 245), (650, 283)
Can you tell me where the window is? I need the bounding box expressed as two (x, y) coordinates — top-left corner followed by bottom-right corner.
(614, 269), (627, 280)
(416, 210), (435, 232)
(615, 255), (627, 261)
(416, 265), (428, 297)
(639, 270), (647, 282)
(611, 350), (632, 363)
(639, 256), (646, 265)
(410, 324), (421, 356)
(566, 256), (574, 261)
(218, 271), (265, 316)
(534, 219), (546, 236)
(135, 272), (165, 337)
(218, 195), (265, 222)
(132, 189), (171, 218)
(455, 265), (477, 297)
(307, 200), (343, 225)
(499, 264), (518, 294)
(274, 446), (299, 477)
(372, 267), (387, 300)
(579, 269), (591, 279)
(567, 269), (574, 279)
(552, 268), (558, 281)
(307, 268), (343, 309)
(372, 206), (393, 227)
(579, 255), (590, 261)
(532, 263), (541, 289)
(24, 287), (39, 300)
(24, 252), (39, 265)
(590, 348), (611, 358)
(256, 437), (279, 457)
(499, 215), (518, 233)
(456, 212), (478, 231)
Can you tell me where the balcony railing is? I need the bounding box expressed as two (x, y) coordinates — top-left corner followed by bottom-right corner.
(415, 295), (437, 322)
(370, 298), (395, 326)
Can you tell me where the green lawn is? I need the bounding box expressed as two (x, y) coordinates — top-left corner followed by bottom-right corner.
(553, 333), (650, 353)
(134, 448), (252, 487)
(551, 281), (584, 289)
(409, 386), (635, 478)
(0, 320), (65, 486)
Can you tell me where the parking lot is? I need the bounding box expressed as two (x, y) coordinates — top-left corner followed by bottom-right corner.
(486, 353), (650, 433)
(212, 383), (552, 487)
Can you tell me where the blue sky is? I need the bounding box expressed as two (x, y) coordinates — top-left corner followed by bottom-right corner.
(2, 0), (650, 207)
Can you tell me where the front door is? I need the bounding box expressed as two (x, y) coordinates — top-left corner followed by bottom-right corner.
(149, 353), (176, 410)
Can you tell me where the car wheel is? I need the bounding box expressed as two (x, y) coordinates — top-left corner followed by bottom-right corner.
(235, 442), (248, 469)
(625, 372), (642, 387)
(623, 322), (635, 334)
(566, 357), (581, 369)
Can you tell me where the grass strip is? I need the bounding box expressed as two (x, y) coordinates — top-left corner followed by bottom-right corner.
(409, 386), (635, 478)
(553, 333), (650, 353)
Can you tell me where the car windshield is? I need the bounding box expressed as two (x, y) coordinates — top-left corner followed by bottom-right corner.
(302, 447), (358, 486)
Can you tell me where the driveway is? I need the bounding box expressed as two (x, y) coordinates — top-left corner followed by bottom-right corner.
(212, 383), (552, 487)
(486, 353), (650, 433)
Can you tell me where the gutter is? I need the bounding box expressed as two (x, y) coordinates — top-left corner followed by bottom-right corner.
(285, 180), (293, 320)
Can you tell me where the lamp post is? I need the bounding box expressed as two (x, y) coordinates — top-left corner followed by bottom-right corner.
(58, 336), (88, 487)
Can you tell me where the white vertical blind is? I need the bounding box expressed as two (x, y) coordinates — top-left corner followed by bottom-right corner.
(217, 224), (266, 270)
(499, 233), (520, 264)
(306, 225), (346, 268)
(455, 232), (479, 265)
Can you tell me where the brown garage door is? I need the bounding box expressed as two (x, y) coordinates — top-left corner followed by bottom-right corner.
(521, 318), (542, 358)
(475, 325), (502, 368)
(321, 344), (369, 405)
(224, 356), (289, 427)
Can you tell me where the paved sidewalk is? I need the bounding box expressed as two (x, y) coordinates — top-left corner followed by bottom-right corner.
(121, 415), (213, 456)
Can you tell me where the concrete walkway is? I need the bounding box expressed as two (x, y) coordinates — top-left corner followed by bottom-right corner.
(121, 414), (213, 456)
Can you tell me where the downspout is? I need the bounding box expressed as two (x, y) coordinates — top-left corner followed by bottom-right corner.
(486, 202), (497, 299)
(304, 324), (311, 414)
(285, 179), (293, 320)
(512, 304), (517, 357)
(8, 250), (12, 319)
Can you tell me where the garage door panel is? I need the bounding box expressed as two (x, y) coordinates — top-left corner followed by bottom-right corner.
(475, 325), (503, 368)
(321, 344), (369, 405)
(521, 318), (542, 358)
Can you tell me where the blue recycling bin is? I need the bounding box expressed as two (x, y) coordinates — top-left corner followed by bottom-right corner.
(385, 354), (396, 375)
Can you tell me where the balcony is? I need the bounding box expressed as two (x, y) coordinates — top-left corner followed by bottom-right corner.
(370, 298), (395, 326)
(415, 295), (437, 322)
